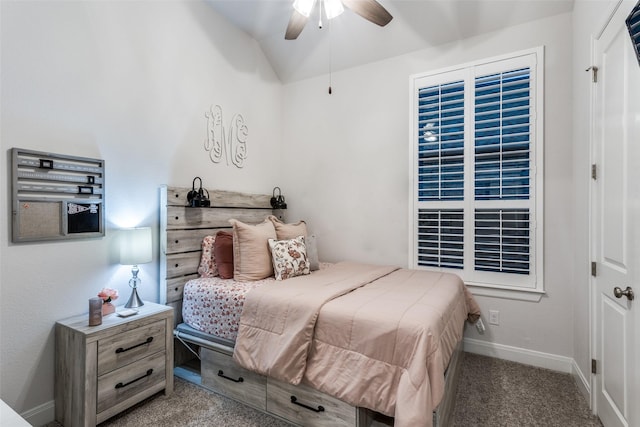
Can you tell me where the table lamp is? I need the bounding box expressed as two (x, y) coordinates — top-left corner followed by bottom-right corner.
(120, 227), (152, 308)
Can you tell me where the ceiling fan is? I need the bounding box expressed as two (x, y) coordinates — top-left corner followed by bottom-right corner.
(285, 0), (393, 40)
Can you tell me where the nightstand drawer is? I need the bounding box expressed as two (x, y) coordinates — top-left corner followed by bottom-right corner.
(201, 347), (267, 410)
(97, 320), (165, 375)
(267, 379), (356, 427)
(97, 351), (166, 414)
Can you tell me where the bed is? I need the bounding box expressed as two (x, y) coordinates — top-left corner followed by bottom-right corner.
(159, 185), (480, 427)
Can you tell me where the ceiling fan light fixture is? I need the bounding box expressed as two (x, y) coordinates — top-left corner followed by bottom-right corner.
(293, 0), (317, 18)
(324, 0), (345, 19)
(285, 0), (393, 40)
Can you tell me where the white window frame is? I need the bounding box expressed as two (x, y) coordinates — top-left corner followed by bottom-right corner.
(409, 47), (544, 300)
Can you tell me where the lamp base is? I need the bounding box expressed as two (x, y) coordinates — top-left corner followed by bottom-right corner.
(124, 287), (144, 309)
(124, 265), (145, 309)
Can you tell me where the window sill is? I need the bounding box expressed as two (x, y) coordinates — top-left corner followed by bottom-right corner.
(465, 283), (545, 302)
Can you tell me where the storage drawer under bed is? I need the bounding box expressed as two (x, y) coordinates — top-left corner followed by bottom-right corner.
(267, 378), (359, 427)
(201, 347), (267, 410)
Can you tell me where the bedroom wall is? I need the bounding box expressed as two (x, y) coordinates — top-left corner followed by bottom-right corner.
(282, 12), (577, 368)
(0, 1), (282, 422)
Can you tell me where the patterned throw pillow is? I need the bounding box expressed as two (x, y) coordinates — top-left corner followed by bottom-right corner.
(268, 236), (310, 280)
(197, 235), (218, 277)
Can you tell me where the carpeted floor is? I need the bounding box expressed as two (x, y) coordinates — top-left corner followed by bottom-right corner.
(450, 353), (602, 427)
(45, 352), (603, 427)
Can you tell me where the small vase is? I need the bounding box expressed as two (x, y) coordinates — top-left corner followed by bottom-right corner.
(102, 302), (115, 316)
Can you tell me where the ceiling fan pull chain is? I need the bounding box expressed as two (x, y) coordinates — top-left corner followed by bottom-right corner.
(318, 0), (324, 28)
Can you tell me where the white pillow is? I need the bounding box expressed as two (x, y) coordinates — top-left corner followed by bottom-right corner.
(305, 234), (320, 271)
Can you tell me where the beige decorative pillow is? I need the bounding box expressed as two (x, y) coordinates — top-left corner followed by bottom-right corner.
(229, 218), (277, 281)
(268, 215), (308, 240)
(269, 236), (310, 280)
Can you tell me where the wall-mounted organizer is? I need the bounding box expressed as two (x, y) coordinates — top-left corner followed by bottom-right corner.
(11, 148), (105, 242)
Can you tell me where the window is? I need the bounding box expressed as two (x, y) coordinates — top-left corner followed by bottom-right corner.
(410, 47), (544, 294)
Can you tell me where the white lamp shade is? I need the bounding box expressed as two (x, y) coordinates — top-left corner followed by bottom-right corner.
(120, 227), (152, 265)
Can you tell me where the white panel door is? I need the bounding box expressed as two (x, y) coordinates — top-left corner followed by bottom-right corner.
(592, 2), (640, 427)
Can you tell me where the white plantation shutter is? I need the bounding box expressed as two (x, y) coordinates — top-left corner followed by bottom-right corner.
(474, 209), (530, 275)
(472, 67), (532, 276)
(417, 209), (464, 269)
(411, 48), (543, 292)
(417, 81), (465, 201)
(474, 68), (531, 201)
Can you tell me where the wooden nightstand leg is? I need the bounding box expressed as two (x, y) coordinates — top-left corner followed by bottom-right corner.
(85, 341), (98, 426)
(164, 317), (174, 395)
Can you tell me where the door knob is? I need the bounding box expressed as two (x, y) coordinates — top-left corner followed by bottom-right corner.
(613, 286), (635, 301)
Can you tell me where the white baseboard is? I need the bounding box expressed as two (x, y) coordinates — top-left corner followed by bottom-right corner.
(21, 399), (55, 426)
(463, 337), (574, 373)
(571, 359), (592, 406)
(463, 338), (594, 407)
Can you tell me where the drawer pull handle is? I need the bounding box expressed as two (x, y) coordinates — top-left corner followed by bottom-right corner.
(115, 369), (153, 389)
(290, 396), (325, 413)
(115, 337), (153, 354)
(217, 370), (244, 383)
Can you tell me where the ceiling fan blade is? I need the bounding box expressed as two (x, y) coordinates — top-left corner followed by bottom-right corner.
(341, 0), (393, 27)
(285, 9), (309, 40)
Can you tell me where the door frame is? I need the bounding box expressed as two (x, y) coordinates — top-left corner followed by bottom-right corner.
(589, 0), (634, 417)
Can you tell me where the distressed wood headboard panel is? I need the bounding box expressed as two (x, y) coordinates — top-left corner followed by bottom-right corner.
(159, 185), (273, 325)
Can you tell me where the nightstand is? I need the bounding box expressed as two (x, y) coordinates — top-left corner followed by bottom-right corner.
(55, 302), (173, 426)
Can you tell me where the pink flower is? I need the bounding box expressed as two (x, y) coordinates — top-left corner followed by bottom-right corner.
(98, 288), (119, 304)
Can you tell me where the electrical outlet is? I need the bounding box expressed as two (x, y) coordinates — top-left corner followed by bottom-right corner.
(488, 310), (500, 325)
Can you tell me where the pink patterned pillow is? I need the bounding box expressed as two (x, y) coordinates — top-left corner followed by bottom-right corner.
(268, 236), (310, 281)
(197, 235), (218, 278)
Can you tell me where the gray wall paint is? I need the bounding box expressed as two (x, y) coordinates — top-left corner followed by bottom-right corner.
(0, 1), (282, 419)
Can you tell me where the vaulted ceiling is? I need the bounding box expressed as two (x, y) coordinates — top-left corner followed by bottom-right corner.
(207, 0), (575, 83)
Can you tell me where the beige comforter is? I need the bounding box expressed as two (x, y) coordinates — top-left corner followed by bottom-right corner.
(233, 261), (481, 427)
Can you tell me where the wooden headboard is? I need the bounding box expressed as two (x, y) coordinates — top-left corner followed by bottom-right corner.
(159, 185), (274, 325)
